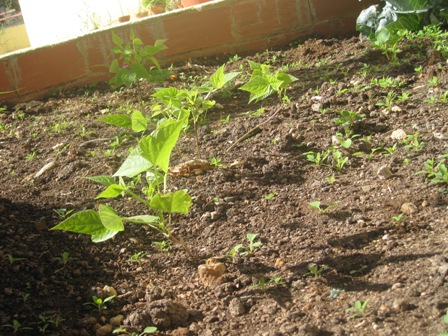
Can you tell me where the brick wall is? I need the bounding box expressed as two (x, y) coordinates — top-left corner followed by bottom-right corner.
(0, 0), (379, 104)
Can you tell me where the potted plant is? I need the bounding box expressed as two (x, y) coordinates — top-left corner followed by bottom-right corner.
(136, 1), (149, 19)
(143, 0), (167, 15)
(180, 0), (211, 8)
(117, 0), (131, 22)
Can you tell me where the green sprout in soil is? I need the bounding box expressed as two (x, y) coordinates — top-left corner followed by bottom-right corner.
(346, 299), (370, 319)
(152, 240), (172, 252)
(251, 277), (285, 291)
(0, 319), (33, 334)
(349, 265), (368, 275)
(84, 295), (115, 315)
(126, 251), (147, 266)
(53, 251), (76, 266)
(113, 326), (157, 335)
(228, 233), (262, 258)
(304, 264), (328, 277)
(308, 200), (340, 214)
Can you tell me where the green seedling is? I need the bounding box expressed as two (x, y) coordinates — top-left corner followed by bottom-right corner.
(113, 326), (157, 335)
(6, 254), (26, 264)
(152, 240), (172, 252)
(304, 264), (328, 277)
(109, 31), (168, 89)
(51, 116), (196, 259)
(428, 76), (439, 87)
(346, 299), (370, 318)
(325, 173), (336, 184)
(228, 233), (262, 257)
(331, 150), (349, 171)
(20, 292), (30, 303)
(54, 251), (76, 266)
(349, 265), (368, 275)
(438, 313), (448, 336)
(239, 60), (297, 103)
(376, 91), (397, 110)
(251, 277), (285, 291)
(220, 114), (231, 123)
(329, 288), (344, 298)
(417, 154), (448, 187)
(126, 251), (147, 266)
(0, 319), (32, 334)
(84, 295), (115, 314)
(308, 200), (339, 214)
(403, 132), (424, 151)
(209, 156), (222, 167)
(38, 313), (65, 333)
(303, 149), (331, 167)
(391, 213), (404, 224)
(333, 109), (365, 130)
(262, 193), (276, 200)
(382, 143), (398, 156)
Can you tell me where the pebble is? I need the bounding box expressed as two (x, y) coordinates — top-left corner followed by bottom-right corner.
(95, 324), (113, 336)
(102, 285), (117, 297)
(392, 298), (410, 312)
(390, 129), (407, 141)
(377, 165), (393, 179)
(109, 314), (124, 326)
(228, 298), (245, 316)
(401, 202), (418, 214)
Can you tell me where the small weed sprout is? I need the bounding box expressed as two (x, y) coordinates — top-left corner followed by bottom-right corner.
(54, 251), (76, 266)
(251, 277), (285, 290)
(209, 156), (223, 167)
(0, 319), (33, 334)
(417, 153), (448, 187)
(308, 200), (339, 214)
(228, 233), (262, 258)
(152, 240), (172, 252)
(126, 251), (147, 266)
(350, 265), (368, 275)
(84, 295), (115, 314)
(262, 193), (276, 201)
(6, 254), (26, 264)
(113, 326), (157, 335)
(304, 264), (328, 277)
(438, 313), (448, 336)
(391, 213), (404, 224)
(346, 299), (370, 318)
(329, 288), (344, 299)
(53, 208), (74, 219)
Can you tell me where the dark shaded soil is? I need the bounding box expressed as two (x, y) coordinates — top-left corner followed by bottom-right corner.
(1, 33), (448, 336)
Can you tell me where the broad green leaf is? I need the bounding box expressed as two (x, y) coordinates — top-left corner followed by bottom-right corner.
(239, 76), (275, 103)
(86, 176), (115, 186)
(98, 204), (124, 231)
(131, 110), (147, 132)
(150, 190), (192, 214)
(98, 114), (132, 129)
(276, 72), (298, 88)
(114, 147), (152, 178)
(50, 210), (118, 242)
(210, 65), (225, 89)
(112, 32), (123, 46)
(140, 119), (185, 173)
(109, 59), (120, 73)
(210, 65), (240, 89)
(95, 184), (125, 199)
(124, 215), (160, 224)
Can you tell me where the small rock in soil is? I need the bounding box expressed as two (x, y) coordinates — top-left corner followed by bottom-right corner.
(198, 257), (227, 287)
(148, 299), (189, 328)
(401, 202), (418, 214)
(228, 298), (246, 316)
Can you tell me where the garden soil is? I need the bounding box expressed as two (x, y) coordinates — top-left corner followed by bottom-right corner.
(0, 34), (448, 336)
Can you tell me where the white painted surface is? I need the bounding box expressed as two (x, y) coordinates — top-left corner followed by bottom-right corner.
(19, 0), (140, 47)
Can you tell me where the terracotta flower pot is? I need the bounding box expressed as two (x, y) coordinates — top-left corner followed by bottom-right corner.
(117, 15), (130, 23)
(150, 4), (165, 14)
(135, 11), (148, 19)
(180, 0), (211, 8)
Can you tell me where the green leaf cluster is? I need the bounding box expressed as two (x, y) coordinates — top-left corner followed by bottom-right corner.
(239, 60), (297, 103)
(109, 32), (169, 88)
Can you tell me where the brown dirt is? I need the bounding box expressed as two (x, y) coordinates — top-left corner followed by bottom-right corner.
(1, 34), (448, 336)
